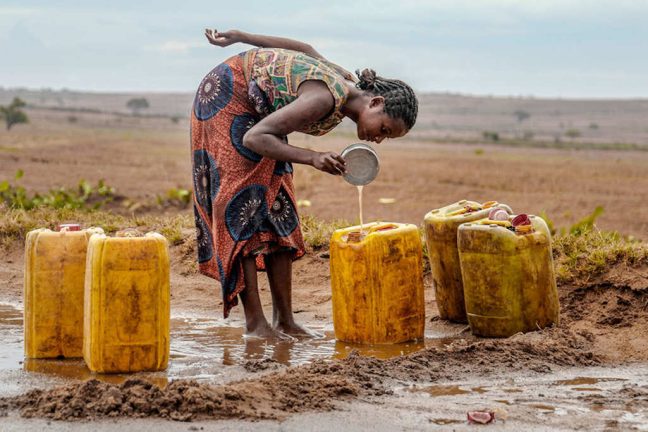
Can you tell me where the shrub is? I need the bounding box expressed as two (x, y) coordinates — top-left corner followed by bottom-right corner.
(565, 129), (581, 139)
(482, 131), (499, 142)
(0, 170), (115, 210)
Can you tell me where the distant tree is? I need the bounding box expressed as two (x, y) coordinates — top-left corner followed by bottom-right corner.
(513, 110), (531, 123)
(482, 130), (499, 141)
(0, 97), (29, 130)
(126, 98), (150, 115)
(565, 129), (581, 139)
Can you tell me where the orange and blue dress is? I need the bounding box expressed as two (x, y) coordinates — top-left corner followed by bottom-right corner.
(190, 48), (355, 317)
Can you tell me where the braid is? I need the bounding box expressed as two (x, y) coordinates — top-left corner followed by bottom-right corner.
(355, 68), (418, 130)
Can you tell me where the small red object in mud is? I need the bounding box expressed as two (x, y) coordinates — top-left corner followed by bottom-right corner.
(58, 223), (81, 231)
(511, 214), (531, 227)
(467, 411), (495, 424)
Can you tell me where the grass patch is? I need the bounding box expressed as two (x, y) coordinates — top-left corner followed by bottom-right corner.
(0, 207), (347, 251)
(553, 228), (648, 284)
(0, 206), (193, 249)
(300, 214), (349, 250)
(1, 170), (116, 210)
(5, 206), (644, 287)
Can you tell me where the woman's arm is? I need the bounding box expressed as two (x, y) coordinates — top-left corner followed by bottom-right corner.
(205, 28), (324, 59)
(242, 81), (345, 175)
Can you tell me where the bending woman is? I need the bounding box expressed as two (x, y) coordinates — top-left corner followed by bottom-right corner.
(191, 29), (418, 339)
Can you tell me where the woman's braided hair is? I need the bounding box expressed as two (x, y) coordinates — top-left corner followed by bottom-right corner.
(355, 68), (418, 130)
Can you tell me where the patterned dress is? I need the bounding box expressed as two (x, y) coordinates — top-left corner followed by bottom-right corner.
(191, 48), (355, 318)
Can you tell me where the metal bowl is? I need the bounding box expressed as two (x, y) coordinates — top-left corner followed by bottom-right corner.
(340, 143), (380, 186)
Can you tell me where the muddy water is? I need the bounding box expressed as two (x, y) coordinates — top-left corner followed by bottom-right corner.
(395, 366), (648, 431)
(0, 303), (455, 397)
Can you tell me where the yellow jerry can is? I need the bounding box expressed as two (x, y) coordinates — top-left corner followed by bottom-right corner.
(24, 225), (104, 358)
(330, 222), (425, 344)
(458, 215), (560, 337)
(423, 200), (512, 322)
(83, 230), (170, 373)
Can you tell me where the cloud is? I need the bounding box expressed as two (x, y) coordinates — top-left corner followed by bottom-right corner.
(0, 6), (38, 16)
(148, 40), (203, 54)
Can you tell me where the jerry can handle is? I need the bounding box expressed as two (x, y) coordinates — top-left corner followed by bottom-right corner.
(368, 223), (399, 234)
(115, 228), (143, 237)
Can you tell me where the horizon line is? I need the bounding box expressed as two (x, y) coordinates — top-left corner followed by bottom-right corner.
(2, 86), (648, 102)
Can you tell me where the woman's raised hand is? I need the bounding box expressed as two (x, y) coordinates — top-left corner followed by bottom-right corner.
(204, 29), (242, 47)
(312, 152), (346, 175)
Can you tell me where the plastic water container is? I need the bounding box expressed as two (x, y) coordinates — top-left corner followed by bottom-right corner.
(83, 230), (170, 373)
(330, 222), (425, 344)
(423, 200), (512, 322)
(458, 215), (560, 337)
(24, 225), (104, 358)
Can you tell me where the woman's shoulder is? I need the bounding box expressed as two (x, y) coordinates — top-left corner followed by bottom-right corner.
(253, 48), (355, 81)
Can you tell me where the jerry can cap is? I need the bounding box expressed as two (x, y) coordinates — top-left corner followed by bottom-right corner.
(511, 214), (531, 227)
(116, 228), (143, 237)
(488, 208), (510, 221)
(58, 223), (81, 232)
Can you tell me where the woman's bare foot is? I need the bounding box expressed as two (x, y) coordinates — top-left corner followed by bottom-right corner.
(274, 321), (324, 339)
(244, 322), (295, 341)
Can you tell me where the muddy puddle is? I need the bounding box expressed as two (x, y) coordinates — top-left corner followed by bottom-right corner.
(396, 366), (648, 430)
(0, 303), (456, 397)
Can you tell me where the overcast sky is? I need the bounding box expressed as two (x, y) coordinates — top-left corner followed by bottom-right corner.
(1, 0), (647, 98)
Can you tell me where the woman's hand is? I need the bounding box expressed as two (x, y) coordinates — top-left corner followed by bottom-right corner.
(204, 29), (243, 47)
(312, 152), (346, 175)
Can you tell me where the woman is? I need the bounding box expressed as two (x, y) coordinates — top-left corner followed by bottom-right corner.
(191, 28), (418, 339)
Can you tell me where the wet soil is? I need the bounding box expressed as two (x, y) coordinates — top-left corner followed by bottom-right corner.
(2, 267), (647, 423)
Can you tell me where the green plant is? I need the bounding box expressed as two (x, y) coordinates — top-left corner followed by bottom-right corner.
(300, 214), (348, 250)
(482, 131), (499, 142)
(565, 128), (581, 139)
(513, 110), (530, 122)
(157, 187), (192, 208)
(553, 227), (647, 284)
(538, 210), (556, 236)
(126, 97), (149, 115)
(569, 206), (604, 236)
(0, 97), (29, 130)
(0, 170), (115, 210)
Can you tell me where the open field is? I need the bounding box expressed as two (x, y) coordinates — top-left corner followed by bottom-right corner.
(1, 92), (648, 430)
(1, 103), (648, 239)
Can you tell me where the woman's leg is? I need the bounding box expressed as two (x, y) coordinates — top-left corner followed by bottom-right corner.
(265, 251), (321, 337)
(239, 255), (293, 340)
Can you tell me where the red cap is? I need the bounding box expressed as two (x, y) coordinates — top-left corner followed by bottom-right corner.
(511, 214), (531, 227)
(58, 224), (81, 232)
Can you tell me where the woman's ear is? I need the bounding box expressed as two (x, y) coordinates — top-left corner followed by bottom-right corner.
(369, 96), (385, 109)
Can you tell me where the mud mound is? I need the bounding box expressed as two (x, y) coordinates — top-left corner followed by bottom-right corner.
(347, 326), (599, 383)
(1, 366), (359, 422)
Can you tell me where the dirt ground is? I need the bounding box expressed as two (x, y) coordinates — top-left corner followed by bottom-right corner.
(1, 108), (648, 429)
(1, 241), (647, 429)
(2, 109), (648, 238)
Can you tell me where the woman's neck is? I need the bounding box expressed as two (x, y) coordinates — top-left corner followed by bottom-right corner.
(340, 84), (366, 123)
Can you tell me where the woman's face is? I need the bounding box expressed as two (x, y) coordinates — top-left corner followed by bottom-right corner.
(356, 96), (408, 144)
